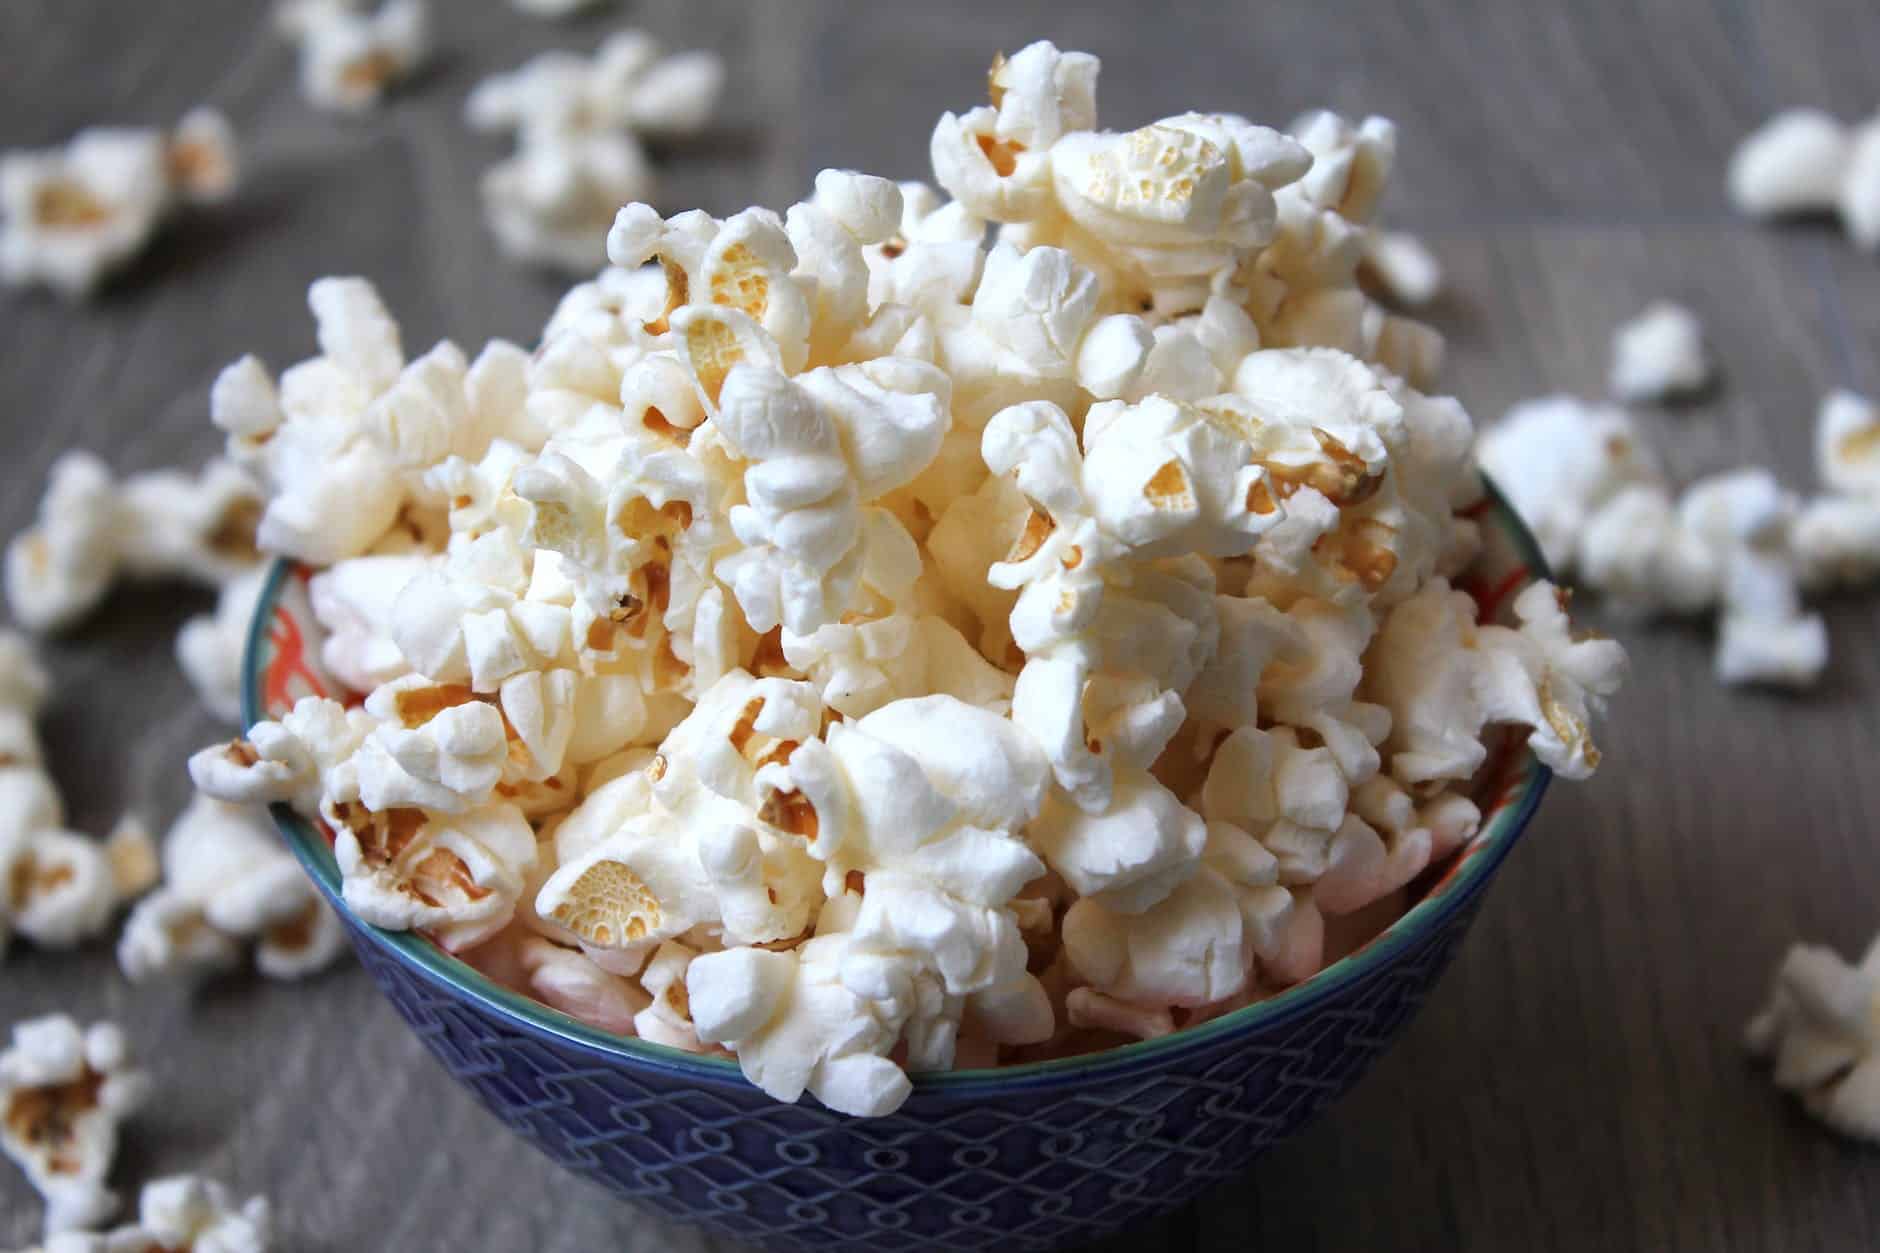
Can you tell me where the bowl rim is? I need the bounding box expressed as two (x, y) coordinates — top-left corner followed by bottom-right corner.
(247, 477), (1554, 1095)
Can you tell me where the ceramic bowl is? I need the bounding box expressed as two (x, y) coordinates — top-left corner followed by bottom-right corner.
(246, 481), (1551, 1252)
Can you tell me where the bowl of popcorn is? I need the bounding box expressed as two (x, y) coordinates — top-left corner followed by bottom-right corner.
(185, 42), (1625, 1252)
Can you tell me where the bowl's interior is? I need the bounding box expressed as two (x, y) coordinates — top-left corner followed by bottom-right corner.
(246, 476), (1554, 1090)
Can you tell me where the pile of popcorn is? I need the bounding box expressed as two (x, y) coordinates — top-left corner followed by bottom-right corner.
(174, 41), (1623, 1117)
(1478, 390), (1880, 687)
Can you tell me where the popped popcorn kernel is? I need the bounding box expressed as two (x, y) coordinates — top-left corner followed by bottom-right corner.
(0, 1016), (151, 1237)
(0, 111), (241, 299)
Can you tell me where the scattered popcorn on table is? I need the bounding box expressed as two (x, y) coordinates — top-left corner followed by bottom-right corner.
(4, 1175), (271, 1253)
(0, 634), (148, 956)
(466, 31), (725, 272)
(0, 109), (237, 299)
(0, 1016), (151, 1236)
(1728, 109), (1850, 218)
(277, 0), (428, 115)
(5, 454), (263, 635)
(1608, 301), (1710, 402)
(1729, 107), (1880, 251)
(1747, 932), (1880, 1143)
(117, 795), (345, 983)
(175, 569), (271, 725)
(186, 42), (1625, 1116)
(1478, 388), (1880, 687)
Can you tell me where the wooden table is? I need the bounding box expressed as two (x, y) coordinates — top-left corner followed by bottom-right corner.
(3, 1), (1876, 1248)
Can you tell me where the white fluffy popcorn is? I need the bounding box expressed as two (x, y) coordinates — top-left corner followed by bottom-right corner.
(0, 634), (149, 957)
(1816, 389), (1880, 500)
(117, 796), (345, 983)
(1358, 230), (1443, 307)
(1730, 107), (1880, 251)
(1729, 109), (1850, 218)
(27, 1175), (273, 1253)
(1608, 301), (1710, 402)
(1475, 394), (1662, 573)
(466, 31), (725, 271)
(5, 453), (264, 635)
(175, 41), (1624, 1117)
(278, 0), (428, 114)
(1746, 932), (1880, 1142)
(0, 1016), (151, 1237)
(1485, 386), (1880, 685)
(176, 568), (271, 723)
(0, 109), (237, 299)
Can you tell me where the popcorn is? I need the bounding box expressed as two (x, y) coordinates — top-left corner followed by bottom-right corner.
(1730, 108), (1880, 251)
(210, 279), (529, 565)
(1842, 117), (1880, 252)
(117, 796), (345, 982)
(1358, 230), (1443, 307)
(278, 0), (429, 114)
(518, 935), (649, 1033)
(1729, 109), (1850, 217)
(1816, 389), (1880, 500)
(1746, 932), (1880, 1142)
(31, 1176), (272, 1253)
(467, 32), (725, 271)
(5, 454), (265, 635)
(0, 110), (238, 299)
(0, 1016), (151, 1236)
(174, 41), (1625, 1116)
(176, 569), (270, 723)
(1365, 578), (1625, 783)
(1475, 395), (1662, 573)
(0, 635), (148, 958)
(1608, 301), (1710, 402)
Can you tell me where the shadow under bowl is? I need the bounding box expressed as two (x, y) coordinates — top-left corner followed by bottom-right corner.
(245, 479), (1552, 1253)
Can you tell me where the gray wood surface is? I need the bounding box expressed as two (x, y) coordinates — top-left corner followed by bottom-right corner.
(3, 0), (1877, 1248)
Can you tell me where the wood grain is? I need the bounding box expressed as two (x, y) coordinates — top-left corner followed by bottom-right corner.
(2, 1), (1876, 1249)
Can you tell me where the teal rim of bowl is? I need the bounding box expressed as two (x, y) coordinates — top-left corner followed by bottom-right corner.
(246, 475), (1554, 1093)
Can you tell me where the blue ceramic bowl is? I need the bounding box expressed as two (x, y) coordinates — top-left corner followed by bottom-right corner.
(246, 482), (1552, 1253)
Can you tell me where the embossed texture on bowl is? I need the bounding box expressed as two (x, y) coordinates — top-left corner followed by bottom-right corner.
(246, 481), (1551, 1252)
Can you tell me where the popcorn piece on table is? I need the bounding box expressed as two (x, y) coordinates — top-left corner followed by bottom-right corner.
(0, 632), (148, 956)
(5, 453), (264, 635)
(1608, 301), (1711, 403)
(0, 1016), (151, 1236)
(1746, 931), (1880, 1143)
(277, 0), (429, 114)
(1817, 388), (1880, 501)
(20, 1175), (272, 1253)
(0, 109), (237, 299)
(1728, 109), (1851, 218)
(118, 795), (345, 982)
(466, 31), (726, 271)
(1839, 116), (1880, 252)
